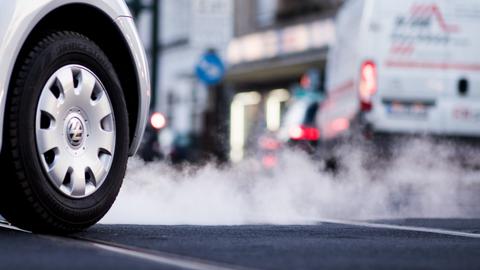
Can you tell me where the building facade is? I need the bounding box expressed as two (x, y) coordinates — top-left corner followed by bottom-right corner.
(129, 0), (344, 163)
(130, 0), (234, 163)
(226, 0), (343, 162)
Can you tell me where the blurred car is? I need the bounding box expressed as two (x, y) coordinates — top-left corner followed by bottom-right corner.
(278, 97), (321, 154)
(317, 0), (480, 163)
(0, 0), (150, 232)
(258, 92), (324, 170)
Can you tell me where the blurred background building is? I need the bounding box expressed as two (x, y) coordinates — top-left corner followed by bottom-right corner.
(227, 0), (342, 162)
(127, 0), (344, 163)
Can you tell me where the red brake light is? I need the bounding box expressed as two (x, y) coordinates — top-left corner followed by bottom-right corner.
(262, 155), (278, 169)
(289, 125), (320, 141)
(150, 112), (167, 130)
(359, 61), (377, 111)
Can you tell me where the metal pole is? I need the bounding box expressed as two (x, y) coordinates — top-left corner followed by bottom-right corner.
(150, 0), (160, 111)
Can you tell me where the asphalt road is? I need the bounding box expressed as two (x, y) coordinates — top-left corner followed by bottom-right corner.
(1, 218), (480, 270)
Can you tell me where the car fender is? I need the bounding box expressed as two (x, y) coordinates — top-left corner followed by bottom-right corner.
(0, 0), (150, 155)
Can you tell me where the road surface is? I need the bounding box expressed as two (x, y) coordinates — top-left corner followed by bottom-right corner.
(1, 218), (480, 270)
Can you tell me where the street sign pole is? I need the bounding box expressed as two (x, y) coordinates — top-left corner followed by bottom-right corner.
(151, 0), (159, 111)
(194, 49), (227, 161)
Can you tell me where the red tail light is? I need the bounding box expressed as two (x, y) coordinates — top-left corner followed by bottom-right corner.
(359, 61), (377, 111)
(289, 125), (320, 141)
(262, 155), (278, 169)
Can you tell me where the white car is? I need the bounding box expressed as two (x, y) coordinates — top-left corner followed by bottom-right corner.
(318, 0), (480, 150)
(0, 0), (150, 232)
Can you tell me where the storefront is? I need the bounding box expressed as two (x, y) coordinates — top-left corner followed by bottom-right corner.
(225, 18), (335, 162)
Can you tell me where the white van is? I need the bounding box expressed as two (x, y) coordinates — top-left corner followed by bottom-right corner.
(318, 0), (480, 147)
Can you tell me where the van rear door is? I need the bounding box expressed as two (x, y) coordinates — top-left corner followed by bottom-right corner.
(442, 0), (480, 137)
(319, 0), (365, 140)
(370, 0), (449, 134)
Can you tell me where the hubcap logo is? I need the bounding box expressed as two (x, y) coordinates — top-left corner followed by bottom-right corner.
(67, 117), (84, 147)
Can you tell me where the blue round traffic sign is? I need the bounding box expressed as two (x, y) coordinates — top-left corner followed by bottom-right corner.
(195, 51), (225, 86)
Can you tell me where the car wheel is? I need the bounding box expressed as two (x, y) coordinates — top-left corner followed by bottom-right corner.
(0, 31), (129, 233)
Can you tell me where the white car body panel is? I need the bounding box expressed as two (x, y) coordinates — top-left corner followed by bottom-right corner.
(0, 0), (150, 155)
(319, 0), (480, 140)
(115, 16), (152, 155)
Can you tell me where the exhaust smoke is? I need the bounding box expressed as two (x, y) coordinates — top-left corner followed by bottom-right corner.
(102, 139), (480, 225)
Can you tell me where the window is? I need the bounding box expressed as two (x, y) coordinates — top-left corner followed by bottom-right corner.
(256, 0), (278, 27)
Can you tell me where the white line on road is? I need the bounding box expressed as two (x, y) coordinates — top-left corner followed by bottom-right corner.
(304, 218), (480, 239)
(0, 222), (251, 270)
(76, 237), (254, 270)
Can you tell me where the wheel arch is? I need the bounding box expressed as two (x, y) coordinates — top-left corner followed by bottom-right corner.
(8, 3), (143, 155)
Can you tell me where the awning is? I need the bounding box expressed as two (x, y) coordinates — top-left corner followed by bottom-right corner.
(225, 47), (328, 88)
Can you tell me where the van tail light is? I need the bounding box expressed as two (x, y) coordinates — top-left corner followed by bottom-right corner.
(359, 61), (377, 112)
(289, 125), (320, 141)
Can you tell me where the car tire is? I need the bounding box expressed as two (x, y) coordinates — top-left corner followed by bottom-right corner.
(0, 31), (129, 233)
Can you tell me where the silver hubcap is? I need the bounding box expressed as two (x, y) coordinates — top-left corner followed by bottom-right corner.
(35, 65), (116, 198)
